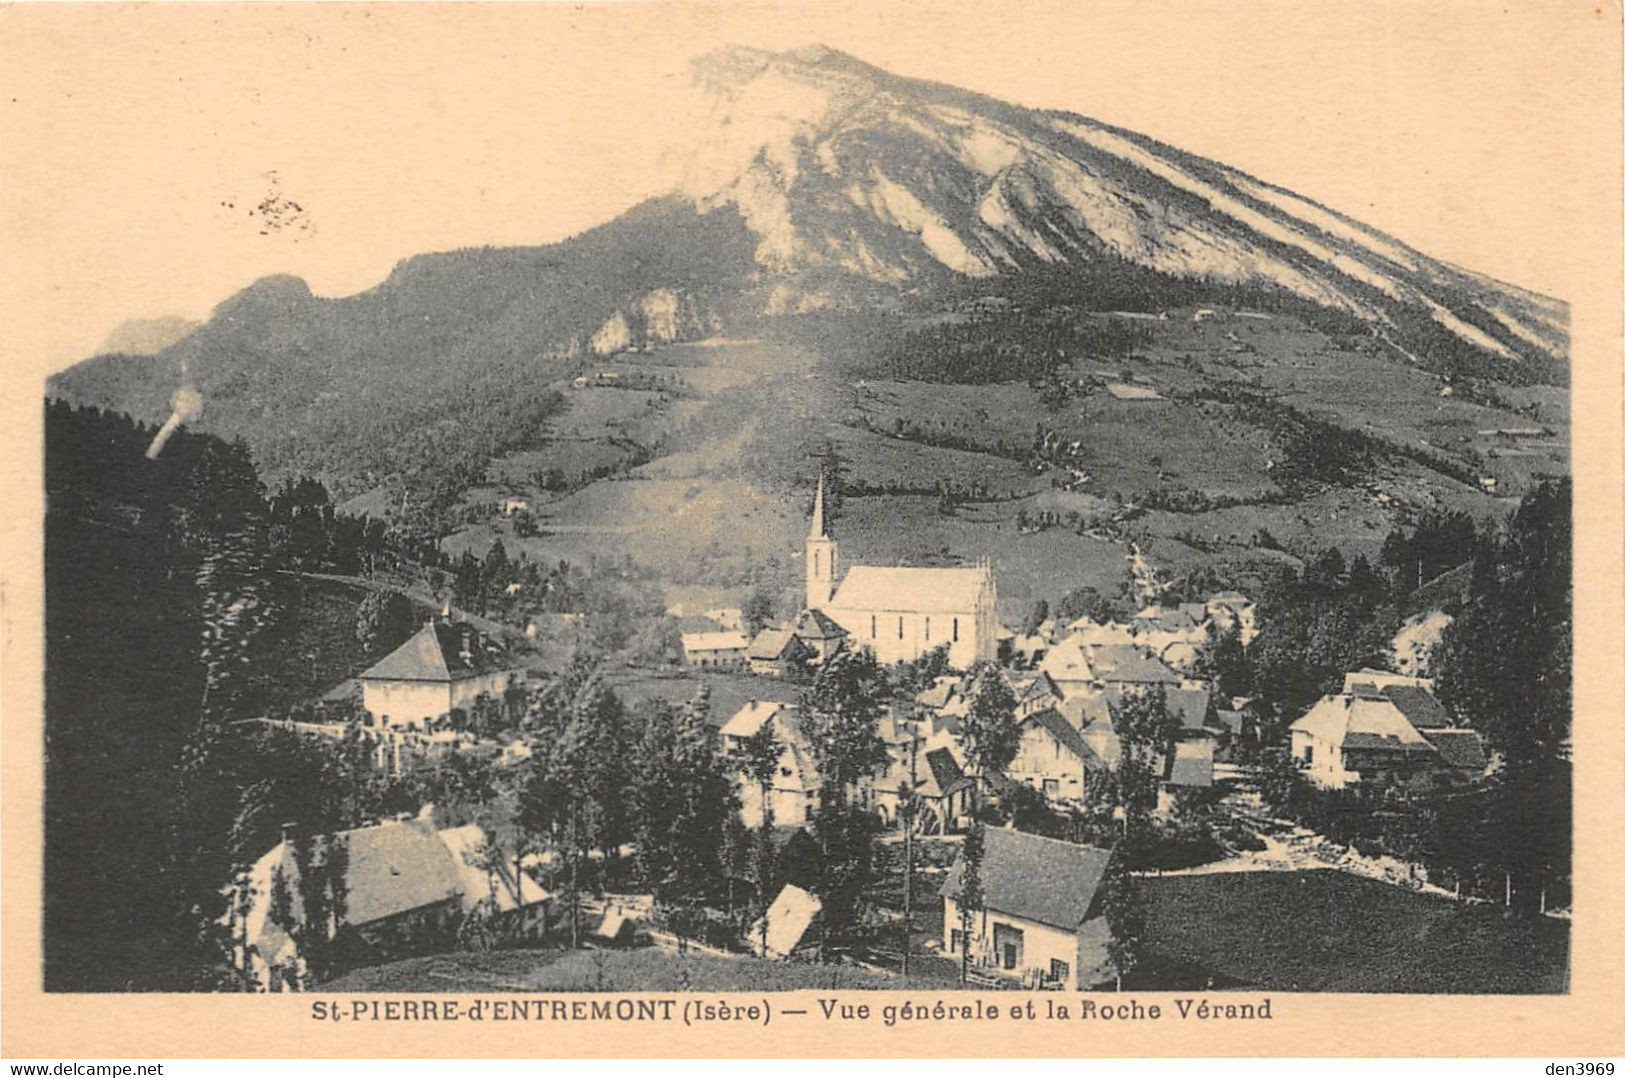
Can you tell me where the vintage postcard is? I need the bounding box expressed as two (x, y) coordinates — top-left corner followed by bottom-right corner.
(2, 0), (1621, 1060)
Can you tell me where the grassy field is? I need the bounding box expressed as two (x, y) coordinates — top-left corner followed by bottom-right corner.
(438, 306), (1567, 616)
(1139, 870), (1569, 994)
(323, 946), (935, 993)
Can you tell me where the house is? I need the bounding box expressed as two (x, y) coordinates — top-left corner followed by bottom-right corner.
(1157, 739), (1215, 815)
(1007, 670), (1064, 718)
(915, 675), (963, 714)
(227, 808), (543, 991)
(872, 737), (975, 833)
(680, 630), (749, 669)
(437, 824), (551, 941)
(940, 829), (1115, 990)
(499, 496), (530, 515)
(359, 618), (519, 730)
(1040, 638), (1182, 701)
(1007, 708), (1108, 805)
(1037, 636), (1098, 698)
(804, 476), (999, 668)
(745, 626), (815, 678)
(791, 607), (849, 664)
(1130, 604), (1212, 660)
(748, 884), (822, 959)
(720, 701), (821, 827)
(1065, 618), (1137, 647)
(1288, 672), (1487, 790)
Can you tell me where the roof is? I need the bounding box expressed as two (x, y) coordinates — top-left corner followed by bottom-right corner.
(829, 564), (990, 615)
(437, 825), (550, 913)
(916, 676), (961, 710)
(750, 884), (822, 958)
(242, 816), (465, 954)
(719, 699), (790, 739)
(1009, 670), (1061, 704)
(1134, 606), (1204, 632)
(1374, 684), (1453, 730)
(919, 746), (971, 799)
(339, 818), (464, 925)
(1164, 739), (1214, 787)
(809, 475), (828, 540)
(319, 677), (360, 703)
(1342, 669), (1435, 695)
(1087, 645), (1181, 685)
(940, 829), (1113, 932)
(1164, 685), (1214, 730)
(1023, 708), (1107, 770)
(746, 627), (809, 661)
(1337, 672), (1456, 731)
(1289, 694), (1439, 755)
(1422, 729), (1488, 771)
(1039, 637), (1097, 685)
(1057, 691), (1113, 730)
(360, 620), (512, 684)
(793, 607), (849, 641)
(1068, 621), (1138, 647)
(681, 630), (749, 653)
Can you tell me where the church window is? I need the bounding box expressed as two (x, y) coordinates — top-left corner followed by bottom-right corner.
(953, 617), (960, 642)
(925, 617), (931, 641)
(898, 616), (905, 640)
(813, 551), (819, 574)
(870, 615), (877, 638)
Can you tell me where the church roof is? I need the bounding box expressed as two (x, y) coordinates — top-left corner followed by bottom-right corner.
(809, 475), (828, 540)
(830, 565), (989, 615)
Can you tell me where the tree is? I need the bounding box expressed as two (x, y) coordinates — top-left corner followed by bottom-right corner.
(801, 649), (889, 956)
(1432, 480), (1571, 914)
(735, 722), (782, 956)
(1101, 857), (1143, 990)
(742, 586), (777, 638)
(959, 663), (1020, 798)
(1054, 586), (1114, 625)
(1021, 599), (1050, 636)
(1197, 621), (1252, 701)
(1113, 686), (1180, 839)
(801, 649), (889, 807)
(1301, 546), (1347, 594)
(957, 824), (985, 983)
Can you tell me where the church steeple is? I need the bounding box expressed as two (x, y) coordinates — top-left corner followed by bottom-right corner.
(805, 473), (838, 610)
(809, 472), (828, 539)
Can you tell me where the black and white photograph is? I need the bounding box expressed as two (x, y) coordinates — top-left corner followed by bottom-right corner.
(10, 2), (1615, 1043)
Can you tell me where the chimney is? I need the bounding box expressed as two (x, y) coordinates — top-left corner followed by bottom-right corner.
(441, 597), (452, 620)
(280, 821), (297, 845)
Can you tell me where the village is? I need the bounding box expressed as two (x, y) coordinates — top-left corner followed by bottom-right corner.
(218, 472), (1557, 996)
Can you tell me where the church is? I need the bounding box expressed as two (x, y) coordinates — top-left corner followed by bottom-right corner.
(803, 477), (999, 670)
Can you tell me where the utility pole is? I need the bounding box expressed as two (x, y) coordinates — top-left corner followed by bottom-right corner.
(900, 723), (918, 979)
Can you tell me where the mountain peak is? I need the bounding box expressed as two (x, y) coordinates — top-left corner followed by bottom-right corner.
(668, 46), (1563, 364)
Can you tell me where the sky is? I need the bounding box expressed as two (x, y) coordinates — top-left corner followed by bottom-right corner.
(0, 0), (1615, 373)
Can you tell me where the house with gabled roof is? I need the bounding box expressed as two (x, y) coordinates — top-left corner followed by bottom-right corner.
(1290, 672), (1487, 790)
(680, 629), (749, 669)
(872, 729), (976, 833)
(745, 625), (816, 678)
(791, 607), (848, 664)
(360, 617), (518, 730)
(226, 807), (544, 992)
(940, 829), (1116, 990)
(1007, 707), (1109, 805)
(720, 701), (822, 827)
